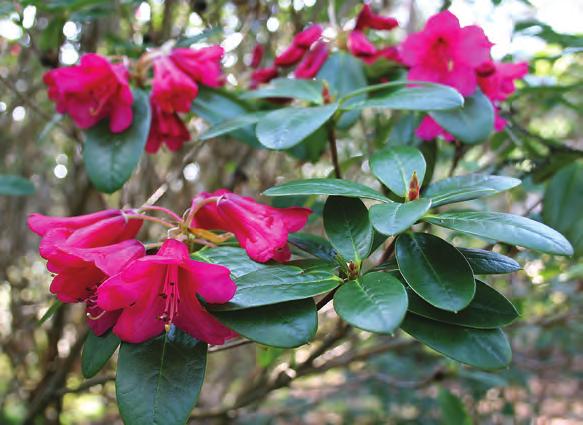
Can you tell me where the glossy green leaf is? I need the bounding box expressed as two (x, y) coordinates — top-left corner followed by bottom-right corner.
(324, 196), (373, 261)
(288, 233), (337, 262)
(346, 84), (463, 111)
(210, 266), (341, 310)
(543, 161), (583, 257)
(256, 103), (338, 150)
(82, 330), (121, 378)
(83, 89), (151, 194)
(424, 174), (521, 207)
(430, 89), (494, 144)
(424, 212), (574, 256)
(396, 233), (475, 312)
(458, 248), (521, 275)
(334, 272), (408, 334)
(438, 388), (473, 425)
(407, 280), (518, 329)
(37, 299), (62, 325)
(116, 329), (207, 425)
(370, 199), (432, 236)
(401, 314), (512, 369)
(317, 51), (367, 128)
(286, 258), (338, 274)
(199, 112), (266, 141)
(370, 146), (426, 198)
(212, 299), (317, 348)
(240, 78), (324, 103)
(192, 247), (268, 278)
(0, 175), (35, 196)
(192, 87), (261, 147)
(264, 178), (389, 202)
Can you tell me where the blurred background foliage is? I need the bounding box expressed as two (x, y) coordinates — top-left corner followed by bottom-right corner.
(0, 0), (582, 424)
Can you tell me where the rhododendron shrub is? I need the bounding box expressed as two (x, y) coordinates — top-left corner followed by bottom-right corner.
(11, 3), (578, 424)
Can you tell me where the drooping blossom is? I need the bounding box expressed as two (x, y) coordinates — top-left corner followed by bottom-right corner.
(355, 4), (398, 31)
(347, 30), (377, 60)
(294, 42), (329, 79)
(415, 115), (454, 142)
(97, 239), (237, 344)
(477, 60), (528, 102)
(275, 24), (323, 67)
(145, 99), (191, 154)
(368, 46), (402, 65)
(151, 56), (199, 113)
(250, 44), (265, 68)
(190, 190), (312, 263)
(251, 66), (279, 89)
(275, 44), (308, 67)
(170, 46), (224, 87)
(293, 24), (323, 48)
(43, 53), (133, 132)
(400, 11), (492, 96)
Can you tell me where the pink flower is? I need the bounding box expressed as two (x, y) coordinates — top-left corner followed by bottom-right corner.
(146, 99), (190, 154)
(355, 4), (398, 31)
(28, 211), (143, 274)
(369, 46), (402, 64)
(170, 46), (224, 87)
(293, 24), (323, 48)
(151, 56), (199, 113)
(415, 115), (454, 142)
(294, 42), (329, 79)
(191, 190), (312, 263)
(348, 31), (377, 60)
(43, 54), (133, 133)
(251, 66), (279, 89)
(97, 239), (236, 344)
(400, 11), (492, 96)
(477, 61), (528, 102)
(275, 44), (307, 67)
(250, 44), (264, 68)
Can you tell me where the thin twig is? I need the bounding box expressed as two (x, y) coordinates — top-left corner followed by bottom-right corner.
(327, 122), (342, 179)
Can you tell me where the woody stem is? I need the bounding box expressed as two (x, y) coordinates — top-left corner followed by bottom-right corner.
(327, 121), (342, 179)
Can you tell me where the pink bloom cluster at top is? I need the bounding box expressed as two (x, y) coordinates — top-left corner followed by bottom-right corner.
(43, 45), (225, 154)
(147, 46), (224, 154)
(399, 10), (528, 141)
(250, 5), (400, 89)
(28, 190), (310, 344)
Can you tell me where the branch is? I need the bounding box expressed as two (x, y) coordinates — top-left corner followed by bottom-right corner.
(327, 121), (342, 179)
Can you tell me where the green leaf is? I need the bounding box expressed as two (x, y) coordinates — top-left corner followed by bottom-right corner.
(334, 272), (408, 334)
(370, 146), (426, 198)
(81, 330), (121, 378)
(543, 161), (583, 257)
(430, 89), (494, 145)
(192, 87), (261, 148)
(407, 280), (518, 329)
(424, 174), (521, 207)
(199, 112), (266, 141)
(346, 84), (464, 111)
(286, 258), (338, 274)
(288, 233), (337, 262)
(458, 248), (521, 275)
(212, 299), (317, 348)
(370, 199), (432, 236)
(317, 51), (367, 128)
(241, 78), (324, 103)
(37, 299), (62, 325)
(264, 178), (389, 202)
(210, 266), (341, 310)
(438, 388), (473, 425)
(396, 233), (475, 312)
(324, 196), (373, 262)
(0, 175), (35, 196)
(401, 314), (512, 369)
(192, 247), (268, 278)
(83, 89), (151, 194)
(116, 329), (207, 425)
(256, 103), (338, 150)
(424, 212), (574, 256)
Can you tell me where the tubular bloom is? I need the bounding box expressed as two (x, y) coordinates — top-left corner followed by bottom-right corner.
(400, 10), (492, 96)
(355, 4), (398, 31)
(43, 53), (134, 133)
(251, 66), (279, 89)
(28, 210), (144, 335)
(151, 56), (199, 114)
(97, 239), (236, 344)
(294, 42), (330, 79)
(146, 99), (191, 154)
(191, 190), (312, 263)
